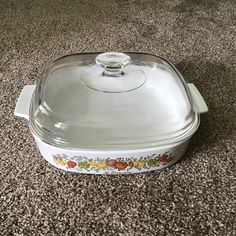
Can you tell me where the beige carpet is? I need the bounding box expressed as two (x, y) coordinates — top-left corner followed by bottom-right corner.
(1, 0), (236, 235)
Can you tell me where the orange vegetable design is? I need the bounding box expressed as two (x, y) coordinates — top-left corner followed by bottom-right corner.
(159, 154), (169, 162)
(114, 162), (128, 171)
(67, 161), (77, 168)
(52, 152), (173, 172)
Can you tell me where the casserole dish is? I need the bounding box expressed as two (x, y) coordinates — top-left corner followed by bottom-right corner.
(14, 52), (208, 174)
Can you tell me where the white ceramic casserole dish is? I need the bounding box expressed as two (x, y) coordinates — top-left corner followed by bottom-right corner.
(14, 52), (208, 174)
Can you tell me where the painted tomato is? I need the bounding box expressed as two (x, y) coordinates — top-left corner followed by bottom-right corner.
(67, 161), (77, 168)
(114, 162), (128, 171)
(159, 154), (169, 162)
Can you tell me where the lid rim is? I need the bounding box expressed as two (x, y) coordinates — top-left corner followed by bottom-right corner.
(29, 112), (200, 151)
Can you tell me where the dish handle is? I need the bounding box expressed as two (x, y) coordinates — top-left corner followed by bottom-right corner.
(14, 85), (36, 120)
(187, 83), (208, 114)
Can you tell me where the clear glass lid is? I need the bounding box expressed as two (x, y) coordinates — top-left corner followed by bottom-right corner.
(30, 52), (198, 150)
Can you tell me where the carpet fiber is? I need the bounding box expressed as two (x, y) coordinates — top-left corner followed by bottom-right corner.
(1, 0), (236, 235)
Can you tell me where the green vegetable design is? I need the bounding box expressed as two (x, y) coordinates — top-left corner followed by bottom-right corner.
(53, 152), (173, 172)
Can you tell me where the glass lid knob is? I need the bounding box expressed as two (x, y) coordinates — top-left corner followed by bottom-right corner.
(80, 52), (146, 93)
(96, 52), (131, 76)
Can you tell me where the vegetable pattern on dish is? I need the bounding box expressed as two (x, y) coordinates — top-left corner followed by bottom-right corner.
(52, 152), (173, 172)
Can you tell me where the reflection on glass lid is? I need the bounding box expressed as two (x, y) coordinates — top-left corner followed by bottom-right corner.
(30, 52), (197, 150)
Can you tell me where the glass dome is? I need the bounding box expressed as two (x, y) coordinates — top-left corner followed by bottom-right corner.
(29, 52), (199, 150)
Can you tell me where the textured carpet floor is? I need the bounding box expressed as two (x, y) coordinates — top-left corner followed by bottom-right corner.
(1, 0), (236, 235)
